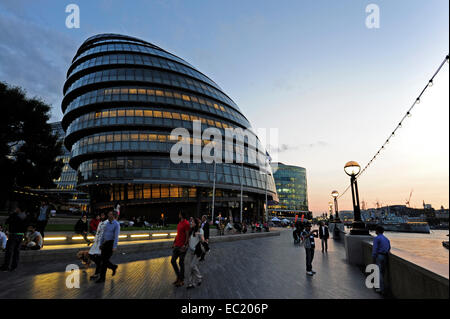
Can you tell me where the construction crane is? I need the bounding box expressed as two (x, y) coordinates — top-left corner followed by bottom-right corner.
(374, 200), (381, 209)
(405, 189), (413, 207)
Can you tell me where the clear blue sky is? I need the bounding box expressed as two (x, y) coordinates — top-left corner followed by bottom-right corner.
(0, 0), (448, 214)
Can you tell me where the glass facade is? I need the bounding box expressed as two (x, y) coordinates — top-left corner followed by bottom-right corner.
(270, 163), (308, 213)
(51, 122), (79, 191)
(61, 33), (277, 221)
(48, 122), (89, 210)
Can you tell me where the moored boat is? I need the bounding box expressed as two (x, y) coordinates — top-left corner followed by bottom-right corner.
(366, 221), (430, 234)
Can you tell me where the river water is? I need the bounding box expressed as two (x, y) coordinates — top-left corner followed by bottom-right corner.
(370, 229), (449, 265)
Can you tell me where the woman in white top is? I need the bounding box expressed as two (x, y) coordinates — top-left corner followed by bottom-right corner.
(185, 218), (205, 289)
(88, 212), (107, 280)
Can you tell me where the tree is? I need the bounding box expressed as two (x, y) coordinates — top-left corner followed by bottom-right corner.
(0, 81), (63, 206)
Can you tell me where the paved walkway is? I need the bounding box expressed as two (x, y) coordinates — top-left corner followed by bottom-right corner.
(0, 229), (380, 299)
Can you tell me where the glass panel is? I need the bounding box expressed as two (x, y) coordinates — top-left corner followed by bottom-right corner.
(161, 186), (169, 198)
(152, 185), (160, 198)
(170, 186), (180, 198)
(143, 185), (151, 199)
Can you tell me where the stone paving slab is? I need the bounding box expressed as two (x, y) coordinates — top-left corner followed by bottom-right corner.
(0, 230), (380, 299)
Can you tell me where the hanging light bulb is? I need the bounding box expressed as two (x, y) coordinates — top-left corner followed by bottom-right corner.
(398, 123), (402, 128)
(428, 79), (433, 87)
(386, 139), (389, 144)
(415, 98), (420, 104)
(407, 111), (412, 117)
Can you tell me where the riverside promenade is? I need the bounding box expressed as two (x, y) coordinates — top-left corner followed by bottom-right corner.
(0, 229), (380, 299)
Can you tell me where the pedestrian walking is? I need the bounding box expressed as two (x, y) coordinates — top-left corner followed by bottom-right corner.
(95, 211), (120, 283)
(0, 225), (7, 252)
(114, 202), (121, 219)
(372, 226), (391, 294)
(89, 213), (101, 235)
(1, 203), (28, 272)
(75, 214), (92, 246)
(318, 221), (330, 252)
(171, 211), (190, 287)
(36, 201), (50, 238)
(301, 223), (318, 276)
(199, 215), (210, 261)
(185, 218), (205, 289)
(88, 212), (107, 280)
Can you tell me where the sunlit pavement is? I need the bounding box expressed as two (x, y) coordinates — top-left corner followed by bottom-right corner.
(0, 230), (380, 299)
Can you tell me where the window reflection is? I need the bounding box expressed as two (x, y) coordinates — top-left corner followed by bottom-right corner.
(64, 85), (249, 129)
(64, 67), (238, 113)
(67, 106), (242, 137)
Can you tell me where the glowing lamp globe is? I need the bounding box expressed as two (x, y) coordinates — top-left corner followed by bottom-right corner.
(344, 161), (361, 177)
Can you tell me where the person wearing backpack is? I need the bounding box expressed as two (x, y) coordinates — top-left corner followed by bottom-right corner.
(185, 218), (205, 289)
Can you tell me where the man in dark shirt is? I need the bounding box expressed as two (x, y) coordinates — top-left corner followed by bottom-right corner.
(318, 221), (330, 253)
(171, 211), (190, 287)
(1, 203), (28, 271)
(75, 214), (92, 246)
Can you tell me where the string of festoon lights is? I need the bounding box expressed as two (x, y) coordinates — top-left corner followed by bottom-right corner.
(338, 54), (449, 200)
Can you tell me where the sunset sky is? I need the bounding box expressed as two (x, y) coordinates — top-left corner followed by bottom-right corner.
(1, 0), (448, 215)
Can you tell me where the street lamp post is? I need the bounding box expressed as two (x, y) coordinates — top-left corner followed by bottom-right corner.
(264, 155), (271, 223)
(331, 190), (340, 222)
(264, 172), (268, 221)
(328, 202), (333, 220)
(344, 161), (369, 235)
(211, 159), (217, 222)
(240, 159), (244, 224)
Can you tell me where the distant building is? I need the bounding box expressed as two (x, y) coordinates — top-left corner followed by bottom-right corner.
(339, 210), (354, 222)
(269, 163), (309, 218)
(51, 122), (78, 191)
(35, 122), (89, 212)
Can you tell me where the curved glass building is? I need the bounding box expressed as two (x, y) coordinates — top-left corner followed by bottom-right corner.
(61, 33), (277, 222)
(269, 163), (308, 217)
